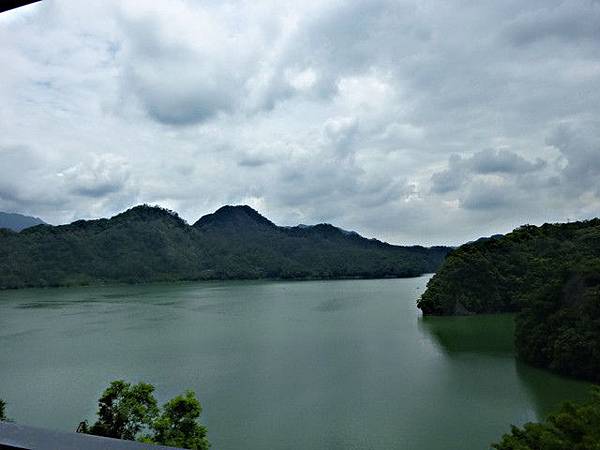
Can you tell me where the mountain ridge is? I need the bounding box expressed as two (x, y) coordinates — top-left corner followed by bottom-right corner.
(0, 211), (46, 232)
(0, 204), (451, 289)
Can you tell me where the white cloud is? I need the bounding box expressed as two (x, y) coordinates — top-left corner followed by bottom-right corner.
(1, 0), (600, 245)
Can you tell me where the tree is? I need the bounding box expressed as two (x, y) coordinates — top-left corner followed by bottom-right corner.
(82, 381), (210, 449)
(492, 386), (600, 450)
(151, 391), (210, 450)
(0, 399), (7, 421)
(86, 380), (158, 440)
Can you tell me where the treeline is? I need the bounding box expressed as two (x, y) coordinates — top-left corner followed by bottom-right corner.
(0, 204), (450, 289)
(417, 219), (600, 382)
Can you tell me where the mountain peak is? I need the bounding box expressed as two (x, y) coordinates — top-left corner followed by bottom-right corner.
(194, 205), (276, 230)
(112, 204), (186, 225)
(0, 211), (46, 232)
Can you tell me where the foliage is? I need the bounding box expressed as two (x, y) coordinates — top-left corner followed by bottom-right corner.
(82, 380), (209, 449)
(0, 398), (7, 421)
(417, 219), (600, 382)
(0, 204), (450, 289)
(150, 391), (209, 450)
(491, 386), (600, 450)
(85, 380), (158, 440)
(418, 220), (600, 315)
(515, 273), (600, 381)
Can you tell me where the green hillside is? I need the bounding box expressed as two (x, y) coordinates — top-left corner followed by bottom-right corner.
(0, 204), (449, 289)
(418, 219), (600, 381)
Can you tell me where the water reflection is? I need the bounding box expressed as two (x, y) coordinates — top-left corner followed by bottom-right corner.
(514, 360), (591, 416)
(418, 313), (591, 419)
(418, 314), (515, 356)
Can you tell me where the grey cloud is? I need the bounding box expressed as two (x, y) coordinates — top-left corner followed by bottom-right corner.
(505, 3), (600, 46)
(3, 0), (600, 245)
(547, 123), (600, 195)
(116, 10), (244, 126)
(470, 149), (546, 174)
(431, 150), (545, 194)
(323, 117), (359, 155)
(136, 75), (235, 126)
(0, 145), (61, 208)
(460, 181), (513, 211)
(63, 155), (130, 198)
(238, 157), (270, 168)
(430, 155), (467, 194)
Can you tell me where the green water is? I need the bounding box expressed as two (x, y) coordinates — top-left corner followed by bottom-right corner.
(0, 277), (590, 449)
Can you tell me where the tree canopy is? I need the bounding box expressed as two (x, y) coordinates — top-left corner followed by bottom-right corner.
(84, 380), (158, 440)
(492, 387), (600, 450)
(81, 380), (209, 450)
(149, 391), (209, 450)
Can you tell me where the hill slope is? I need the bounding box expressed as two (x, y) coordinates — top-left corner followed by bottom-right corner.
(0, 204), (450, 289)
(417, 219), (600, 381)
(0, 211), (46, 232)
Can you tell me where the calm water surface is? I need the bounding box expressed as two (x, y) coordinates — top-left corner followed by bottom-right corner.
(0, 277), (590, 449)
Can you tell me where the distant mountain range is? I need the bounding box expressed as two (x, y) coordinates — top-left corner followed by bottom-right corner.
(0, 211), (46, 232)
(0, 204), (450, 289)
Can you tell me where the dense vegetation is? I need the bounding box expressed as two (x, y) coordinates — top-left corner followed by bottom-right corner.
(0, 211), (45, 232)
(0, 398), (7, 421)
(0, 204), (449, 289)
(491, 387), (600, 450)
(418, 219), (600, 381)
(80, 380), (209, 449)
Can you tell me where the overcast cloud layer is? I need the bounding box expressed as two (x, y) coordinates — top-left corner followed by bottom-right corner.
(1, 0), (599, 245)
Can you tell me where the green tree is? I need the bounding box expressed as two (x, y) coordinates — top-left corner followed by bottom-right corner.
(87, 380), (158, 440)
(492, 386), (600, 450)
(150, 390), (210, 450)
(0, 399), (7, 421)
(83, 381), (210, 449)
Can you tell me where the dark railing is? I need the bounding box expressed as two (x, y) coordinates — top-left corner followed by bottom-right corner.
(1, 1), (43, 14)
(0, 422), (181, 450)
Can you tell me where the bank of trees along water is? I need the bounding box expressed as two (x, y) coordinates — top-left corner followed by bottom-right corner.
(0, 204), (450, 289)
(418, 218), (600, 383)
(418, 219), (600, 449)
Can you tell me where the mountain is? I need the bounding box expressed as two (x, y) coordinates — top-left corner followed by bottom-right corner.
(0, 204), (450, 289)
(0, 211), (46, 232)
(418, 219), (600, 381)
(194, 205), (276, 230)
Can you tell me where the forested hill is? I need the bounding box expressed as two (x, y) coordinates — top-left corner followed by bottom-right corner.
(0, 204), (450, 289)
(0, 211), (46, 232)
(418, 219), (600, 381)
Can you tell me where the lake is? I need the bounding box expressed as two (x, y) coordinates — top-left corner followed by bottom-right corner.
(0, 276), (590, 449)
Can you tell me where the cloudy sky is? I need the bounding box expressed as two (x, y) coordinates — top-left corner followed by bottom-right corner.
(1, 0), (599, 245)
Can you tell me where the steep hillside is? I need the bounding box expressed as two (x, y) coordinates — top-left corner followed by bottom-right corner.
(417, 219), (600, 381)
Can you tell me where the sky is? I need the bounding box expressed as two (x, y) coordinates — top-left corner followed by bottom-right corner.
(1, 0), (599, 246)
